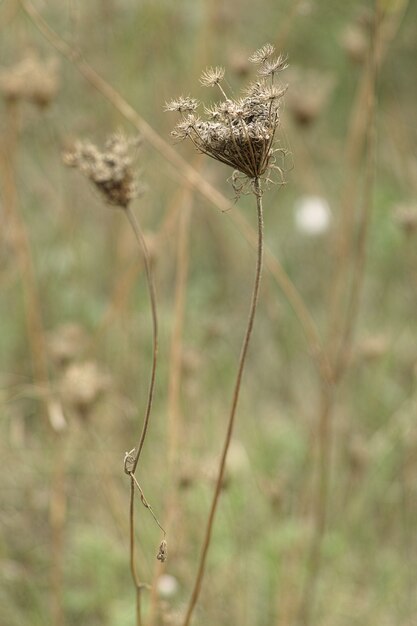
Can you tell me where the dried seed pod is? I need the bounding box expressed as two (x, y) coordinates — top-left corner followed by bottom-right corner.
(165, 44), (288, 188)
(63, 133), (142, 209)
(0, 54), (59, 107)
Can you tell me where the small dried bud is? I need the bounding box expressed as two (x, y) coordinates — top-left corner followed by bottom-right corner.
(200, 66), (225, 87)
(393, 203), (417, 234)
(157, 540), (168, 562)
(258, 54), (289, 77)
(249, 43), (275, 64)
(164, 96), (199, 113)
(60, 361), (111, 417)
(63, 133), (141, 208)
(341, 24), (369, 64)
(171, 114), (200, 141)
(0, 54), (59, 107)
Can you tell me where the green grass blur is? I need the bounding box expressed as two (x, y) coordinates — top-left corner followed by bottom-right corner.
(1, 1), (417, 625)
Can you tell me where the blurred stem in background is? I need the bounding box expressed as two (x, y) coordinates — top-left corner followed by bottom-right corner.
(0, 95), (67, 626)
(147, 184), (194, 626)
(296, 2), (405, 624)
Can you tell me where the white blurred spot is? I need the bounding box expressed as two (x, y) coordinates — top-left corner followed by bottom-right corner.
(157, 574), (180, 598)
(295, 195), (331, 236)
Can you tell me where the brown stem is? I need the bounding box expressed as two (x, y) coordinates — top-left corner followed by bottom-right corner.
(296, 4), (382, 624)
(325, 0), (408, 366)
(129, 477), (143, 626)
(296, 383), (334, 626)
(182, 177), (264, 626)
(124, 206), (158, 474)
(123, 205), (159, 626)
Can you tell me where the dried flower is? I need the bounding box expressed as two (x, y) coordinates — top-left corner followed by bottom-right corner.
(166, 45), (288, 187)
(63, 133), (141, 208)
(200, 66), (225, 87)
(287, 67), (334, 126)
(157, 539), (168, 562)
(258, 54), (289, 77)
(0, 54), (59, 107)
(249, 43), (275, 64)
(60, 360), (111, 417)
(47, 322), (88, 367)
(164, 96), (199, 113)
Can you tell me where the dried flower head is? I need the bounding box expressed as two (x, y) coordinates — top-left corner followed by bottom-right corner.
(47, 322), (88, 367)
(200, 66), (225, 87)
(63, 133), (141, 208)
(164, 96), (199, 113)
(166, 45), (288, 189)
(157, 539), (168, 562)
(0, 54), (59, 107)
(249, 43), (275, 64)
(258, 54), (289, 77)
(287, 67), (334, 126)
(60, 360), (111, 417)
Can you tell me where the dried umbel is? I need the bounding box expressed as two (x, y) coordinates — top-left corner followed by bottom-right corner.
(60, 360), (111, 417)
(287, 68), (334, 127)
(0, 54), (59, 107)
(165, 44), (287, 193)
(63, 133), (142, 209)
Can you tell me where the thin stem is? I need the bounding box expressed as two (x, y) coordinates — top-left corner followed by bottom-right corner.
(130, 473), (166, 536)
(124, 205), (159, 626)
(129, 477), (143, 626)
(124, 206), (158, 474)
(181, 177), (264, 626)
(296, 4), (381, 624)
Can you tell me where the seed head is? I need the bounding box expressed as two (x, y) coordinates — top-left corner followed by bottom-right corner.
(0, 54), (59, 108)
(249, 43), (275, 64)
(166, 45), (288, 184)
(164, 96), (199, 113)
(63, 133), (141, 209)
(200, 66), (225, 87)
(258, 54), (289, 77)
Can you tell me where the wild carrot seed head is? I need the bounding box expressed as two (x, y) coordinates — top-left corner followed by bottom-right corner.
(63, 133), (141, 209)
(199, 66), (226, 87)
(165, 45), (288, 185)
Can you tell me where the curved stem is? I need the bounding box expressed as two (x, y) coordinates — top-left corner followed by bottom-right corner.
(182, 177), (264, 626)
(124, 206), (158, 474)
(124, 206), (158, 626)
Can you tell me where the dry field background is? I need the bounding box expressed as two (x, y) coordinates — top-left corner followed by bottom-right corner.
(1, 1), (416, 625)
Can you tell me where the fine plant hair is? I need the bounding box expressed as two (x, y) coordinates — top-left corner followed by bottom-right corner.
(165, 43), (287, 625)
(64, 133), (165, 626)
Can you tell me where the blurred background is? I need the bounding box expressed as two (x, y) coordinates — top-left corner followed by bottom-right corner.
(1, 1), (416, 625)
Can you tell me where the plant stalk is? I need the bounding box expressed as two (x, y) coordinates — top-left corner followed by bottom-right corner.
(182, 176), (264, 626)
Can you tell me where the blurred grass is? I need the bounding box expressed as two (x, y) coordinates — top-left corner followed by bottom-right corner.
(1, 0), (417, 625)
